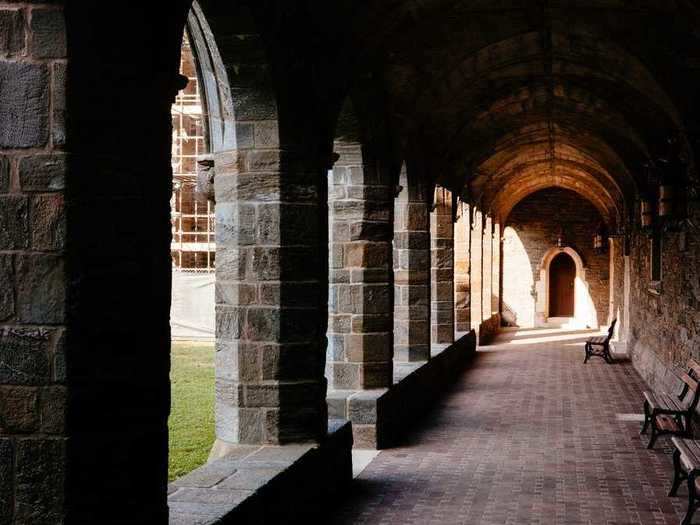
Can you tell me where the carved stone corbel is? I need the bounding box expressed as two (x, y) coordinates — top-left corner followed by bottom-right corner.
(195, 154), (216, 204)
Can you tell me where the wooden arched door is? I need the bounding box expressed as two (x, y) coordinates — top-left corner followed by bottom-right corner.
(549, 252), (575, 317)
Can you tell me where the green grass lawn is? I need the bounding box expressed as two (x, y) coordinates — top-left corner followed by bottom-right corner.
(169, 342), (215, 481)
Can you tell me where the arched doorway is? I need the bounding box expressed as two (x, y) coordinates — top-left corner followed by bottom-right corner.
(549, 252), (576, 317)
(534, 247), (598, 329)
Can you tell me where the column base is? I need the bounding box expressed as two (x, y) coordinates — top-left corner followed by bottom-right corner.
(327, 331), (477, 449)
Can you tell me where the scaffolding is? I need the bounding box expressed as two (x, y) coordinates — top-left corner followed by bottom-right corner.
(171, 33), (215, 272)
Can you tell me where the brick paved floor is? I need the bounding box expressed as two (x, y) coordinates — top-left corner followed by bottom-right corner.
(330, 329), (687, 525)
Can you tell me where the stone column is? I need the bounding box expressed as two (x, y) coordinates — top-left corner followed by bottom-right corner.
(470, 210), (484, 331)
(454, 202), (471, 333)
(212, 148), (328, 451)
(492, 221), (501, 317)
(326, 144), (393, 390)
(430, 187), (455, 344)
(482, 215), (493, 322)
(394, 167), (431, 363)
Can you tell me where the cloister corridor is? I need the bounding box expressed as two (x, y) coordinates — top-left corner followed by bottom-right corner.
(331, 329), (685, 525)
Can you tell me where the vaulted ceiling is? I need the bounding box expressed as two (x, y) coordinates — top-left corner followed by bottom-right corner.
(325, 1), (700, 227)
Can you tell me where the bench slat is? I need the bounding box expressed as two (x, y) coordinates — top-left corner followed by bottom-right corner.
(644, 391), (685, 412)
(673, 438), (700, 472)
(682, 372), (699, 392)
(689, 359), (700, 378)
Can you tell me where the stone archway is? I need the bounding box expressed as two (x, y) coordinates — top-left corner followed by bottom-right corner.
(535, 246), (599, 329)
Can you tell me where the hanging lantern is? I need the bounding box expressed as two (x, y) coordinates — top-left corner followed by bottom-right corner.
(556, 226), (565, 248)
(658, 184), (674, 218)
(593, 231), (604, 250)
(593, 223), (607, 253)
(641, 199), (653, 228)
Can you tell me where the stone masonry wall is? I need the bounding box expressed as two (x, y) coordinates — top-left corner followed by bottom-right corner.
(503, 188), (611, 328)
(0, 3), (67, 523)
(629, 198), (700, 393)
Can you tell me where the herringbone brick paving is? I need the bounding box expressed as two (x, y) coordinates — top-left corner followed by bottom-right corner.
(330, 329), (688, 525)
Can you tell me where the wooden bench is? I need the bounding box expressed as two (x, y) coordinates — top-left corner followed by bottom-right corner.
(669, 437), (700, 525)
(641, 360), (700, 449)
(583, 319), (617, 363)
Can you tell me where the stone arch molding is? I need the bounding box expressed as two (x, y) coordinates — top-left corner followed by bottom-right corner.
(535, 247), (599, 329)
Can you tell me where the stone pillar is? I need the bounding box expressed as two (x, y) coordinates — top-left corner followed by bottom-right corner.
(0, 5), (68, 523)
(454, 202), (471, 333)
(430, 187), (455, 344)
(482, 215), (493, 321)
(212, 148), (328, 450)
(394, 166), (431, 363)
(327, 144), (393, 390)
(470, 210), (484, 331)
(492, 221), (501, 316)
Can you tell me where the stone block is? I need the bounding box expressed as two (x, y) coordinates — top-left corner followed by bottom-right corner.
(259, 281), (319, 308)
(52, 62), (66, 146)
(330, 243), (344, 269)
(0, 438), (13, 524)
(0, 386), (39, 433)
(346, 185), (392, 202)
(216, 305), (243, 341)
(359, 284), (392, 314)
(170, 486), (254, 506)
(239, 408), (264, 444)
(350, 267), (390, 284)
(216, 247), (249, 281)
(345, 242), (391, 269)
(360, 362), (392, 389)
(263, 406), (326, 444)
(326, 334), (346, 361)
(0, 328), (51, 384)
(330, 268), (350, 284)
(330, 362), (361, 390)
(0, 62), (49, 148)
(346, 333), (392, 362)
(350, 220), (392, 242)
(217, 341), (261, 383)
(30, 194), (65, 251)
(0, 156), (8, 192)
(175, 453), (253, 488)
(235, 122), (255, 149)
(0, 9), (24, 56)
(18, 154), (66, 192)
(14, 438), (65, 524)
(351, 313), (392, 333)
(331, 222), (350, 243)
(216, 282), (256, 307)
(394, 345), (431, 363)
(253, 120), (279, 148)
(352, 424), (378, 449)
(326, 390), (351, 419)
(258, 203), (318, 245)
(329, 314), (351, 334)
(29, 8), (66, 58)
(251, 246), (317, 281)
(348, 390), (383, 424)
(0, 255), (14, 321)
(216, 202), (256, 246)
(39, 386), (65, 434)
(0, 196), (28, 249)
